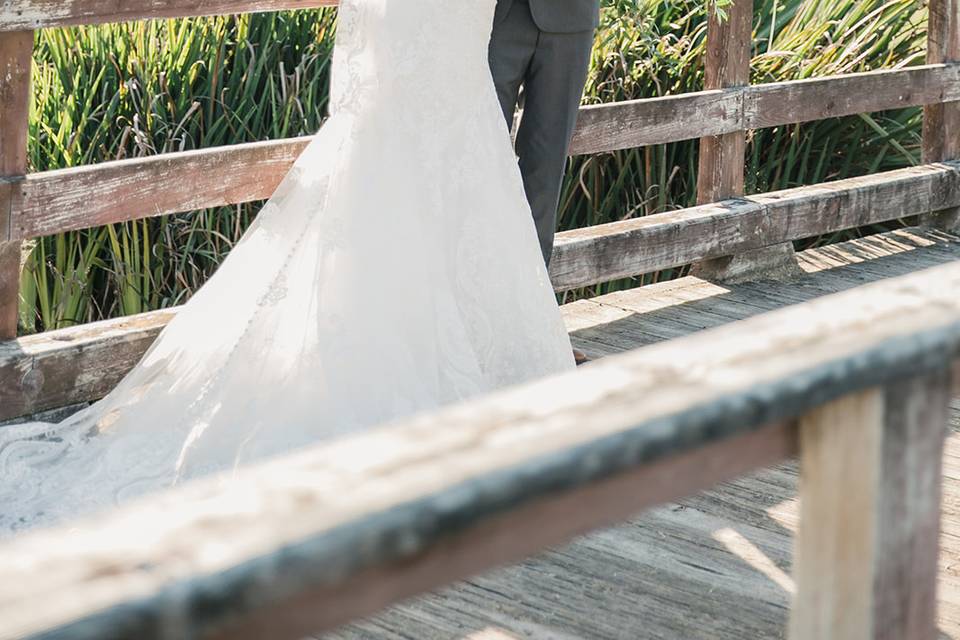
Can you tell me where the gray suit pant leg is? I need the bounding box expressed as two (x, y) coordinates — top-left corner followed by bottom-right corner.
(489, 4), (594, 266)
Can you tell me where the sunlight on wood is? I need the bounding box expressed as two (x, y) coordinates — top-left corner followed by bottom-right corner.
(713, 527), (795, 594)
(463, 629), (521, 640)
(766, 497), (800, 533)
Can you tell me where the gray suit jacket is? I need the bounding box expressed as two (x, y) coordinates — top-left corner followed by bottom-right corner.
(494, 0), (600, 34)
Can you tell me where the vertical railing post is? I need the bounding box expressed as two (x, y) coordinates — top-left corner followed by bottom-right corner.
(692, 0), (800, 283)
(696, 0), (750, 204)
(923, 0), (960, 231)
(0, 30), (32, 339)
(788, 371), (951, 640)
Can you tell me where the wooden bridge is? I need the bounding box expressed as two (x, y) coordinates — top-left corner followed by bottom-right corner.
(3, 1), (960, 638)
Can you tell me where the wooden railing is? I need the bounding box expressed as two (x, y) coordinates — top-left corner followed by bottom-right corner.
(5, 160), (960, 419)
(2, 1), (960, 638)
(2, 0), (960, 337)
(2, 261), (958, 640)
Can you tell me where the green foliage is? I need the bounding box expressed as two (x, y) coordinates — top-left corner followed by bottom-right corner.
(18, 0), (930, 332)
(559, 0), (926, 299)
(21, 10), (336, 332)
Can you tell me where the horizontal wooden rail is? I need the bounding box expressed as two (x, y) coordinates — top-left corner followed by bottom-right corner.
(3, 162), (958, 420)
(12, 138), (308, 239)
(2, 259), (959, 640)
(575, 61), (960, 156)
(0, 0), (337, 30)
(0, 308), (177, 418)
(551, 160), (960, 290)
(6, 63), (959, 240)
(744, 63), (960, 130)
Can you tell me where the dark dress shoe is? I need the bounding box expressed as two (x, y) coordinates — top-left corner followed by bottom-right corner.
(573, 348), (590, 366)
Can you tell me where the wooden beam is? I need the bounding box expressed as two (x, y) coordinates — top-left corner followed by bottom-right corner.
(696, 0), (751, 203)
(0, 30), (33, 339)
(0, 422), (798, 640)
(749, 63), (960, 130)
(789, 389), (885, 640)
(574, 62), (960, 154)
(13, 154), (960, 290)
(0, 0), (338, 30)
(3, 167), (959, 423)
(568, 89), (741, 155)
(12, 137), (308, 239)
(789, 370), (950, 640)
(550, 162), (960, 291)
(872, 372), (948, 639)
(2, 163), (958, 422)
(923, 0), (960, 231)
(0, 307), (175, 418)
(4, 259), (960, 639)
(694, 0), (800, 282)
(5, 63), (960, 240)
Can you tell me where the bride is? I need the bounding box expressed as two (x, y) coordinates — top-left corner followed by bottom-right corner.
(0, 0), (581, 534)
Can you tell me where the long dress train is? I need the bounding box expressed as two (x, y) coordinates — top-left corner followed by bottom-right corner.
(0, 0), (576, 535)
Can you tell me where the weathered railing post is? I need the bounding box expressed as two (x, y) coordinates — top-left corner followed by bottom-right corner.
(923, 0), (960, 231)
(0, 31), (32, 339)
(788, 370), (951, 640)
(695, 0), (750, 204)
(692, 0), (800, 283)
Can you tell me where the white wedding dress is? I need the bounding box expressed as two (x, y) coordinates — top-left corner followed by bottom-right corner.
(0, 0), (575, 535)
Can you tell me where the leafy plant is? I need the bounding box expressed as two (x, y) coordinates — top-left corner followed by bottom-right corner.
(20, 10), (337, 332)
(558, 0), (925, 300)
(18, 0), (930, 332)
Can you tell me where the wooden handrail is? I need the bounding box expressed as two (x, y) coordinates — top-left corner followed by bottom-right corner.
(3, 161), (958, 422)
(0, 5), (956, 638)
(922, 0), (960, 232)
(1, 259), (958, 640)
(552, 160), (960, 290)
(7, 63), (959, 242)
(0, 0), (338, 31)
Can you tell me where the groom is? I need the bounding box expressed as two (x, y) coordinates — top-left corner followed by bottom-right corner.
(488, 0), (600, 267)
(489, 0), (600, 365)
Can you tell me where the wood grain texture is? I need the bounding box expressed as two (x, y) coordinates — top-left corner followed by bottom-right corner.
(693, 0), (801, 281)
(872, 372), (950, 640)
(3, 224), (959, 425)
(0, 307), (173, 418)
(0, 422), (797, 640)
(7, 63), (960, 240)
(15, 154), (959, 287)
(0, 0), (338, 30)
(4, 254), (960, 639)
(0, 30), (33, 339)
(568, 90), (742, 155)
(789, 390), (885, 640)
(790, 372), (950, 640)
(751, 63), (960, 130)
(13, 137), (309, 239)
(333, 401), (960, 640)
(696, 0), (751, 203)
(923, 0), (960, 164)
(550, 161), (960, 290)
(923, 1), (960, 232)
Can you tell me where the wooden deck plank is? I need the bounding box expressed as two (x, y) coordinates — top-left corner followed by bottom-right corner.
(328, 228), (960, 640)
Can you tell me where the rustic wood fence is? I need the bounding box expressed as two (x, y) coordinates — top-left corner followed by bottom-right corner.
(1, 0), (960, 638)
(2, 261), (959, 640)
